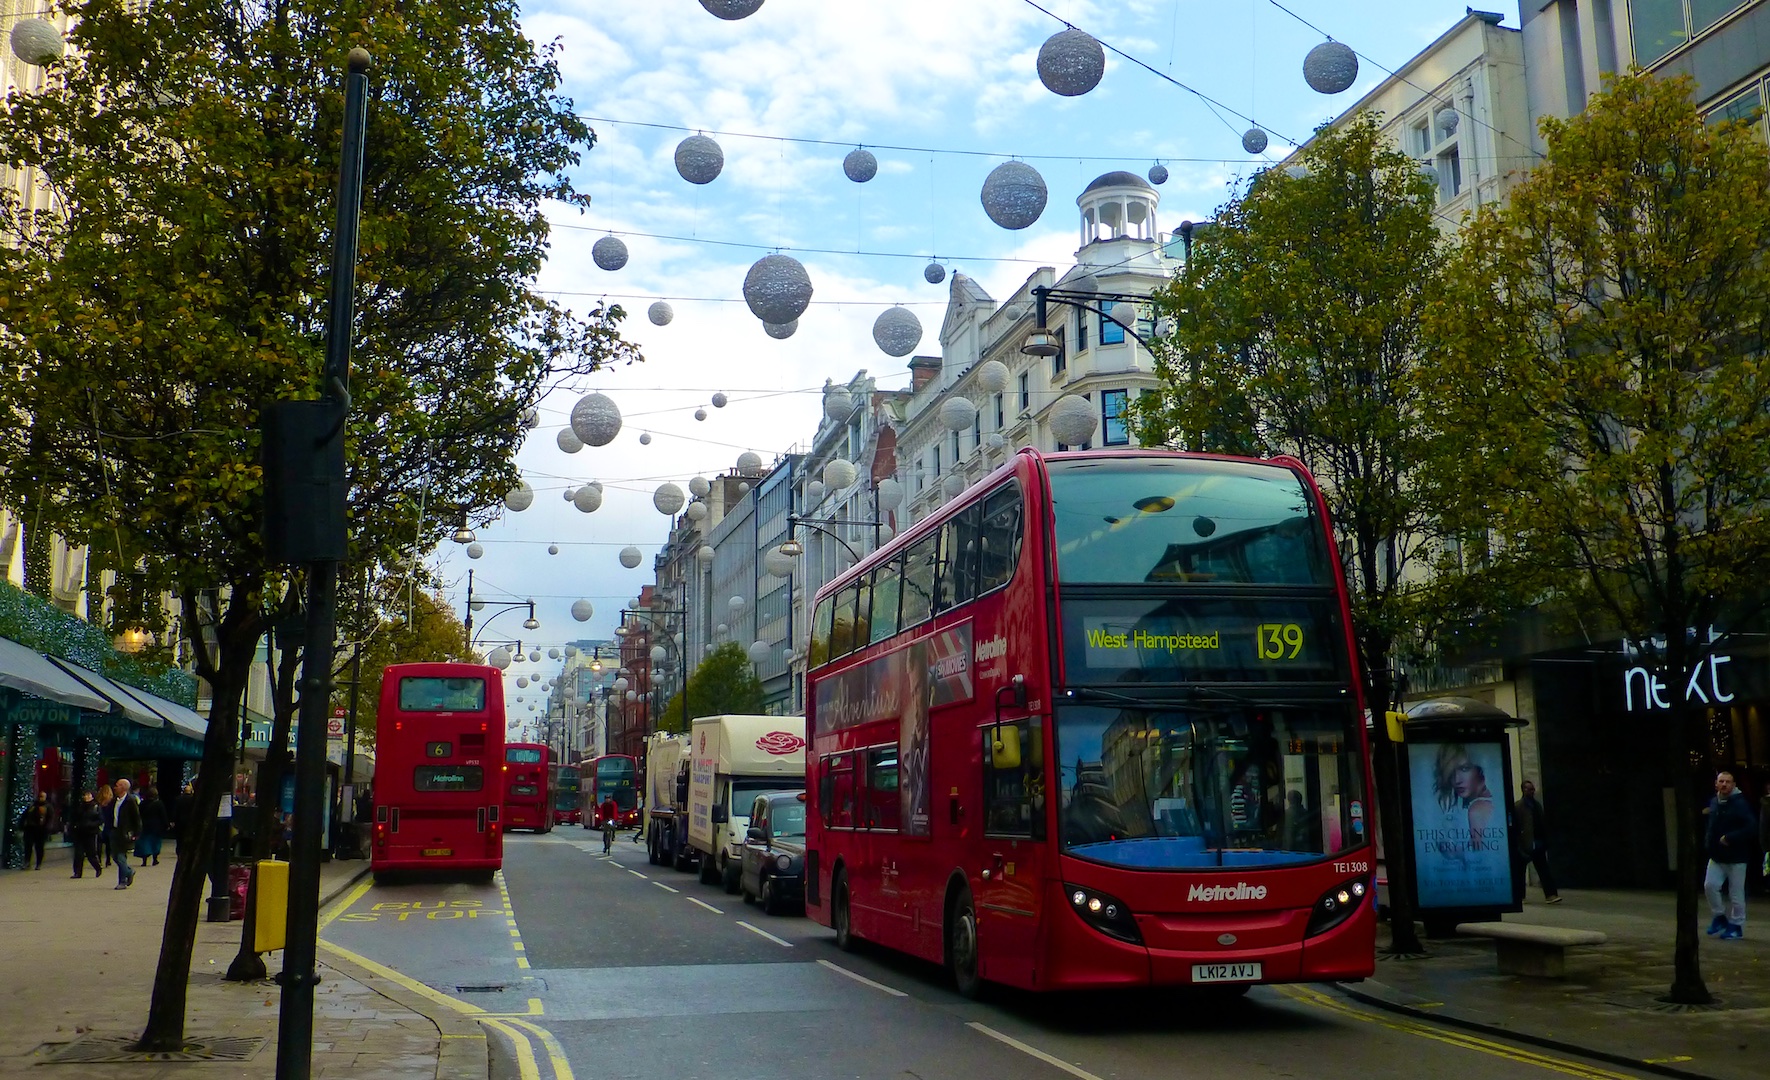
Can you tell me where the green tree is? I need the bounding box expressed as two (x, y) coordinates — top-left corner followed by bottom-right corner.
(1131, 113), (1459, 954)
(657, 642), (766, 731)
(0, 0), (635, 1048)
(1424, 72), (1770, 1005)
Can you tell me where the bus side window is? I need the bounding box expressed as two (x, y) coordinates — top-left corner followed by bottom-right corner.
(865, 745), (901, 831)
(854, 575), (873, 652)
(870, 557), (903, 644)
(901, 535), (937, 628)
(979, 482), (1023, 593)
(810, 596), (835, 667)
(939, 504), (982, 611)
(824, 753), (856, 828)
(982, 719), (1044, 839)
(832, 585), (859, 658)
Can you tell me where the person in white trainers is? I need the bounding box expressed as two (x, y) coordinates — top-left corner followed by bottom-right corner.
(1704, 771), (1757, 940)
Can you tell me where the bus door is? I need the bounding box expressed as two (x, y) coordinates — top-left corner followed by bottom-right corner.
(975, 715), (1046, 986)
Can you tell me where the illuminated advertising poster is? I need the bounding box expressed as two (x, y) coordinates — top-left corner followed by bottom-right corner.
(899, 640), (933, 837)
(1407, 741), (1511, 909)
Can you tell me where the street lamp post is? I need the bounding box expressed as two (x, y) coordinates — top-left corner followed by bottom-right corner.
(464, 570), (540, 651)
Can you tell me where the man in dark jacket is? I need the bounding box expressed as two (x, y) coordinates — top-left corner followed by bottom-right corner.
(70, 790), (104, 878)
(172, 781), (196, 852)
(112, 779), (142, 890)
(1704, 771), (1758, 939)
(1511, 780), (1561, 903)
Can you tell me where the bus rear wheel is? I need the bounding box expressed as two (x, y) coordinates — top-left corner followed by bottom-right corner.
(947, 888), (983, 1000)
(832, 872), (856, 952)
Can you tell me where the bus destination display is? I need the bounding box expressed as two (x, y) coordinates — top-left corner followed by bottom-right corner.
(1063, 596), (1342, 682)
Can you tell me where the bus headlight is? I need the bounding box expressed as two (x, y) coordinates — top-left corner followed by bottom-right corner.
(1064, 883), (1141, 944)
(1306, 877), (1371, 938)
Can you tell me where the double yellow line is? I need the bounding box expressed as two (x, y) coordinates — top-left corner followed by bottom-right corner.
(1279, 985), (1644, 1080)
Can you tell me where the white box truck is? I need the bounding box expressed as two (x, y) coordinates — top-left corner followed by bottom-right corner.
(643, 732), (693, 870)
(688, 715), (806, 891)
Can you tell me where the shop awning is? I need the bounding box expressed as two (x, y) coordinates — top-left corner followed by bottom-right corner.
(132, 688), (207, 741)
(45, 657), (166, 729)
(0, 636), (108, 713)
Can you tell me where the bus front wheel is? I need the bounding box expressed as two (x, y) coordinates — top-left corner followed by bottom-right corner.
(832, 872), (856, 953)
(947, 888), (983, 1000)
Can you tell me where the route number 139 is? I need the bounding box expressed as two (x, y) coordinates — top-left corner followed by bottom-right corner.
(1256, 623), (1305, 660)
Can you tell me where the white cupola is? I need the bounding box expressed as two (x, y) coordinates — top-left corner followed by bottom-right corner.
(1077, 170), (1160, 249)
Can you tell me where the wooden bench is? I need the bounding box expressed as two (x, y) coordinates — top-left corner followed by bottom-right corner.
(1458, 922), (1607, 978)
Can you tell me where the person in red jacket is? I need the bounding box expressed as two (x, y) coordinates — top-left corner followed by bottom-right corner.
(599, 796), (619, 855)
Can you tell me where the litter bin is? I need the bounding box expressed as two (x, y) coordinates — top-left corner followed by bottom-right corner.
(253, 859), (289, 953)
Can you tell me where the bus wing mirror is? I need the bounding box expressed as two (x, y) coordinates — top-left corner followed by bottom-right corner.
(994, 675), (1027, 723)
(746, 825), (765, 842)
(991, 723), (1022, 770)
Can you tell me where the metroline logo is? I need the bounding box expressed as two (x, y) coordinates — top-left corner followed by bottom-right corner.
(1187, 882), (1268, 902)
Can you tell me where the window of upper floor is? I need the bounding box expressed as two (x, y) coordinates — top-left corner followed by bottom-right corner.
(1707, 80), (1766, 142)
(1631, 0), (1752, 67)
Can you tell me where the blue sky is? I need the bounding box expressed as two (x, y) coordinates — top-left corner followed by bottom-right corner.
(451, 0), (1522, 726)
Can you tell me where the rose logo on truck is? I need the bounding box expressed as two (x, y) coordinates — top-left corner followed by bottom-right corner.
(756, 731), (806, 755)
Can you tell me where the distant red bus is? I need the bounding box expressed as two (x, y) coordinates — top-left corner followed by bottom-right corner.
(552, 763), (582, 826)
(804, 449), (1376, 997)
(371, 662), (506, 878)
(503, 742), (554, 833)
(585, 753), (640, 829)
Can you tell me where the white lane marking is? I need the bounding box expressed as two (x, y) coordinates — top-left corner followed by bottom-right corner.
(817, 959), (908, 997)
(627, 869), (648, 878)
(736, 920), (795, 947)
(652, 881), (681, 894)
(967, 1023), (1106, 1080)
(687, 897), (724, 915)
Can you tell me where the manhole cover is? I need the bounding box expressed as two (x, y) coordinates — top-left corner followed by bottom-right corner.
(39, 1035), (266, 1063)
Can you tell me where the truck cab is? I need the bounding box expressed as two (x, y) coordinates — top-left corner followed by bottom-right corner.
(687, 715), (806, 893)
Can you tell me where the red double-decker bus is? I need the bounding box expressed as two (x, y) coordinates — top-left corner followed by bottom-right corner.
(552, 762), (582, 826)
(371, 663), (506, 879)
(584, 753), (640, 829)
(503, 742), (554, 833)
(804, 449), (1376, 997)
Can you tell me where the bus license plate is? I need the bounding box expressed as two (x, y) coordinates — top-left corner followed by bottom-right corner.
(1192, 963), (1261, 983)
(422, 847), (453, 857)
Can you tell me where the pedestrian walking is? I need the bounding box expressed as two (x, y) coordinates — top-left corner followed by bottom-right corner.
(138, 786), (168, 867)
(1704, 770), (1758, 939)
(172, 781), (196, 853)
(17, 791), (53, 870)
(95, 784), (115, 867)
(1511, 780), (1561, 903)
(70, 790), (103, 879)
(112, 779), (142, 890)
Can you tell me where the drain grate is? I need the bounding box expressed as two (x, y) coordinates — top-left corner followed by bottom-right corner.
(39, 1035), (266, 1063)
(456, 983), (510, 993)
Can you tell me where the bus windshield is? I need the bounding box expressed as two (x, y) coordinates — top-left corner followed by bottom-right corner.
(398, 677), (488, 713)
(596, 758), (637, 811)
(1047, 458), (1331, 585)
(1053, 701), (1366, 870)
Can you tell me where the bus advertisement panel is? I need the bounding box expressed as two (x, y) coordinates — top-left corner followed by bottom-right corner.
(504, 742), (553, 833)
(586, 754), (639, 829)
(552, 763), (582, 826)
(804, 449), (1376, 996)
(371, 662), (506, 877)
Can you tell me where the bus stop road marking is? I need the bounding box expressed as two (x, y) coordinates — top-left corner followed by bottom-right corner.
(817, 959), (908, 998)
(317, 878), (374, 931)
(1278, 985), (1641, 1080)
(687, 897), (724, 915)
(652, 881), (681, 894)
(736, 921), (795, 947)
(966, 1023), (1105, 1080)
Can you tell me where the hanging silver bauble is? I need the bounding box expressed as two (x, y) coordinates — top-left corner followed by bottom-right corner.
(529, 650), (541, 662)
(572, 485), (603, 513)
(613, 677), (628, 693)
(689, 475), (711, 498)
(975, 359), (1011, 394)
(1242, 127), (1269, 155)
(570, 392), (622, 446)
(625, 690), (638, 702)
(737, 481), (750, 494)
(823, 458), (857, 489)
(1050, 393), (1099, 445)
(549, 648), (561, 660)
(763, 319), (797, 339)
(467, 542), (485, 559)
(924, 261), (946, 284)
(1148, 163), (1169, 186)
(592, 235), (629, 271)
(699, 0), (763, 18)
(694, 408), (708, 421)
(876, 477), (903, 510)
(879, 525), (895, 542)
(940, 397), (978, 432)
(729, 595), (747, 611)
(650, 645), (667, 663)
(1419, 162), (1440, 187)
(675, 134), (725, 184)
(697, 545), (716, 565)
(1109, 300), (1138, 328)
(823, 385), (853, 420)
(805, 479), (826, 506)
(548, 544), (560, 555)
(843, 148), (878, 183)
(489, 648), (511, 669)
(619, 546), (643, 569)
(941, 474), (965, 498)
(747, 640), (771, 664)
(716, 623), (729, 636)
(742, 254), (813, 324)
(556, 426), (583, 454)
(737, 451), (763, 474)
(9, 19), (64, 67)
(516, 676), (530, 689)
(639, 432), (652, 445)
(472, 599), (487, 611)
(654, 482), (686, 515)
(1435, 106), (1459, 134)
(1036, 28), (1106, 97)
(503, 481), (535, 512)
(711, 392), (728, 408)
(1303, 40), (1358, 95)
(980, 161), (1047, 230)
(986, 432), (1006, 450)
(686, 501), (708, 521)
(648, 301), (674, 326)
(522, 406), (541, 430)
(763, 549), (795, 578)
(1154, 316), (1176, 337)
(872, 306), (923, 357)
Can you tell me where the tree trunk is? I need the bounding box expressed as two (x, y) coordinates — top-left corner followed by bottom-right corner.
(226, 639), (300, 982)
(134, 593), (263, 1052)
(1663, 630), (1712, 1004)
(1364, 656), (1425, 955)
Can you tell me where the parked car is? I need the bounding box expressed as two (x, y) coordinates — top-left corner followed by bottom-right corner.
(739, 790), (807, 916)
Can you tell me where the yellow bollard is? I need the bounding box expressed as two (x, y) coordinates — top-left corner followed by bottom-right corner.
(253, 859), (289, 953)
